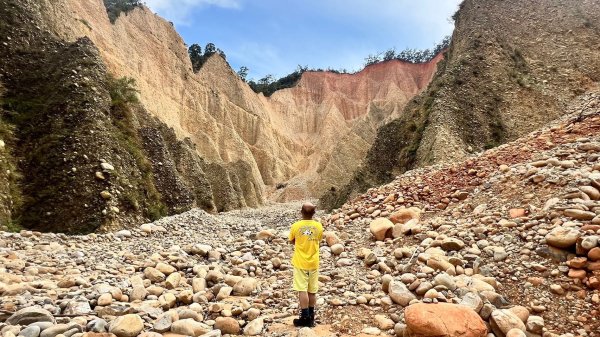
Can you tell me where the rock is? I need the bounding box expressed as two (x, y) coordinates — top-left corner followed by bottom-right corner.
(130, 285), (147, 301)
(404, 303), (487, 337)
(564, 209), (596, 221)
(233, 278), (258, 296)
(427, 256), (454, 272)
(388, 280), (416, 306)
(97, 293), (113, 306)
(108, 314), (144, 337)
(580, 186), (600, 200)
(18, 326), (41, 337)
(155, 262), (176, 275)
(243, 318), (264, 336)
(216, 286), (232, 300)
(525, 316), (544, 334)
(165, 272), (181, 289)
(40, 324), (70, 337)
(374, 315), (395, 330)
(214, 317), (240, 335)
(382, 274), (393, 293)
(153, 313), (173, 333)
(7, 308), (55, 325)
(545, 226), (580, 248)
(509, 208), (526, 218)
(588, 247), (600, 261)
(505, 329), (526, 337)
(255, 230), (274, 241)
(581, 236), (598, 250)
(297, 327), (317, 337)
(144, 267), (166, 283)
(362, 327), (381, 335)
(508, 306), (529, 323)
(101, 162), (115, 171)
(64, 300), (92, 315)
(323, 231), (340, 246)
(330, 243), (344, 255)
(115, 230), (131, 238)
(490, 309), (526, 337)
(192, 277), (207, 292)
(441, 238), (465, 251)
(88, 319), (109, 333)
(390, 208), (421, 224)
(370, 218), (395, 241)
(170, 319), (211, 336)
(394, 323), (407, 337)
(459, 292), (483, 312)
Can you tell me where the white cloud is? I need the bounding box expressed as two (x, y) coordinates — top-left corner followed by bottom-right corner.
(144, 0), (242, 25)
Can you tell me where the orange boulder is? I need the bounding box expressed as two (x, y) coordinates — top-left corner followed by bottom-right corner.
(405, 303), (487, 337)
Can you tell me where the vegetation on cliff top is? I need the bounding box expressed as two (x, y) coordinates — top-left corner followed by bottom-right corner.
(188, 43), (227, 73)
(244, 36), (451, 97)
(103, 0), (142, 23)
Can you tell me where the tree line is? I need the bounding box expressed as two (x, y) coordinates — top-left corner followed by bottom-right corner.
(364, 35), (451, 67)
(242, 36), (452, 97)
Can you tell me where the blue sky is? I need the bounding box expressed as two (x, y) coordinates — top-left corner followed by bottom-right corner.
(144, 0), (462, 80)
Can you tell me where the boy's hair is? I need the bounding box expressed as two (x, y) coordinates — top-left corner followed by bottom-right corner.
(301, 203), (316, 217)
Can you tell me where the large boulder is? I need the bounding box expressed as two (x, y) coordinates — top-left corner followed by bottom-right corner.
(370, 218), (395, 241)
(404, 303), (487, 337)
(545, 226), (580, 249)
(389, 208), (421, 225)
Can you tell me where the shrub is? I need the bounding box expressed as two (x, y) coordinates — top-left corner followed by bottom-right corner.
(103, 0), (142, 24)
(105, 75), (167, 221)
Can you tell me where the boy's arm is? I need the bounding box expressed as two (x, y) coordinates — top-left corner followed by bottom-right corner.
(288, 224), (296, 244)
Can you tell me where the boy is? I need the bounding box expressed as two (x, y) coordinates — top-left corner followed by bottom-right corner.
(289, 202), (323, 327)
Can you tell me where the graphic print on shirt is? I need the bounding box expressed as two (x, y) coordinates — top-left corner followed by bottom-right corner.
(299, 225), (318, 241)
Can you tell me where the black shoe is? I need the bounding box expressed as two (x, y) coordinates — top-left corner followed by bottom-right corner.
(293, 316), (312, 327)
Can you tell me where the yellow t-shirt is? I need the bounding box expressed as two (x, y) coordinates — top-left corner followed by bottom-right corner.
(289, 219), (323, 270)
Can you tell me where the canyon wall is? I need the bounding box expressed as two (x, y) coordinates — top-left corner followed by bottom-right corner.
(0, 0), (441, 231)
(43, 0), (442, 202)
(322, 0), (600, 209)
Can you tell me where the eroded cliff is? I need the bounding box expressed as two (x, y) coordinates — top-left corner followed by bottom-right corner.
(322, 0), (600, 209)
(0, 0), (443, 232)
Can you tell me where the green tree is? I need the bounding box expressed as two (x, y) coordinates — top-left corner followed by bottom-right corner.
(364, 54), (381, 67)
(188, 44), (203, 73)
(258, 75), (274, 86)
(383, 49), (396, 61)
(237, 66), (249, 81)
(205, 43), (217, 55)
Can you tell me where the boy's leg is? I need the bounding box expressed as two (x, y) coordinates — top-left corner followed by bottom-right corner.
(298, 291), (309, 309)
(307, 270), (319, 326)
(308, 292), (316, 307)
(293, 268), (312, 327)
